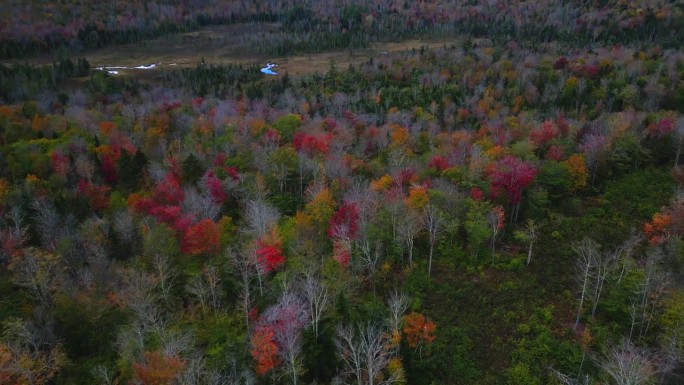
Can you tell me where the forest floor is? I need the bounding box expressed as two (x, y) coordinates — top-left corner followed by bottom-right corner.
(4, 23), (459, 77)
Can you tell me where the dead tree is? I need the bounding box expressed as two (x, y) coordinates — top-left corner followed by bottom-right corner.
(398, 209), (423, 271)
(335, 323), (397, 385)
(513, 219), (539, 266)
(423, 204), (445, 277)
(573, 238), (599, 330)
(301, 269), (329, 339)
(596, 339), (656, 385)
(244, 199), (281, 238)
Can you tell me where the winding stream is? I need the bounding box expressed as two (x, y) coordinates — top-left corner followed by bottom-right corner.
(95, 62), (278, 76)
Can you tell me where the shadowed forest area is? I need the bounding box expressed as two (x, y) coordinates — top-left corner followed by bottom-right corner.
(1, 1), (684, 385)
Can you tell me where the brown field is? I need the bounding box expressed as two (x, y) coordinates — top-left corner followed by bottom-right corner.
(5, 23), (459, 78)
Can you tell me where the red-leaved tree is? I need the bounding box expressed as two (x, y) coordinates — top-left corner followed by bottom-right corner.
(181, 218), (220, 256)
(529, 120), (558, 148)
(489, 155), (537, 223)
(328, 201), (360, 241)
(256, 228), (285, 273)
(76, 180), (111, 211)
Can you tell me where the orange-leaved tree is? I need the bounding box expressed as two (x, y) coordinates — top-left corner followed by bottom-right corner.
(643, 196), (684, 245)
(402, 312), (436, 349)
(405, 185), (429, 211)
(133, 351), (186, 385)
(644, 211), (672, 245)
(564, 153), (588, 191)
(251, 326), (279, 376)
(371, 174), (393, 191)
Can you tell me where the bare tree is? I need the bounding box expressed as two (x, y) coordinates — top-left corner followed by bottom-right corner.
(398, 209), (424, 271)
(548, 368), (591, 385)
(336, 323), (397, 385)
(1, 318), (65, 385)
(358, 239), (383, 295)
(231, 248), (257, 329)
(573, 238), (599, 330)
(344, 178), (380, 232)
(115, 323), (146, 364)
(91, 364), (117, 385)
(658, 328), (683, 384)
(122, 270), (166, 335)
(112, 209), (136, 250)
(152, 254), (176, 304)
(158, 328), (194, 358)
(386, 291), (408, 355)
(4, 207), (28, 243)
(186, 264), (223, 315)
(10, 248), (63, 309)
(386, 196), (403, 244)
(673, 116), (684, 168)
(31, 199), (60, 253)
(571, 236), (621, 321)
(615, 231), (642, 284)
(629, 296), (641, 341)
(0, 207), (29, 263)
(244, 199), (281, 238)
(301, 270), (329, 339)
(514, 219), (539, 266)
(590, 246), (615, 318)
(183, 187), (221, 221)
(423, 203), (445, 277)
(178, 356), (255, 385)
(634, 249), (670, 339)
(596, 339), (656, 385)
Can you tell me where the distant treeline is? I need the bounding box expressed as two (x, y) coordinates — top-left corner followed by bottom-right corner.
(1, 1), (683, 58)
(0, 58), (90, 103)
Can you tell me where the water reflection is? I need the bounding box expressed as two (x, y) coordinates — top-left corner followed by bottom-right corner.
(260, 63), (278, 75)
(94, 63), (158, 75)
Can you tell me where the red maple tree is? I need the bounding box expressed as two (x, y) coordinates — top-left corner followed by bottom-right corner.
(76, 180), (111, 211)
(256, 229), (285, 273)
(328, 201), (360, 241)
(251, 326), (279, 375)
(489, 155), (537, 205)
(181, 218), (220, 256)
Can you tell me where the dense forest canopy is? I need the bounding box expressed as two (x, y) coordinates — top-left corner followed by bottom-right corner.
(1, 1), (684, 385)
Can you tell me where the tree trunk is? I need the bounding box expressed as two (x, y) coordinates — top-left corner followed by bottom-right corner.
(575, 264), (590, 330)
(428, 238), (434, 278)
(675, 137), (682, 168)
(408, 239), (414, 271)
(526, 241), (533, 266)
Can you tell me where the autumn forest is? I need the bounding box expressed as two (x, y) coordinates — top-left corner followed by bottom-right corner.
(1, 1), (684, 385)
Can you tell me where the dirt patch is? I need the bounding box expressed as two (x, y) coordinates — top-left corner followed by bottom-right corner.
(276, 39), (458, 76)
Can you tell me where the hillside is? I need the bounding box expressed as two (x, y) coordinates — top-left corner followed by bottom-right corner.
(0, 2), (683, 385)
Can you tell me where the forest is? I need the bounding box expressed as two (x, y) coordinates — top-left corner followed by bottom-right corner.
(1, 1), (684, 385)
